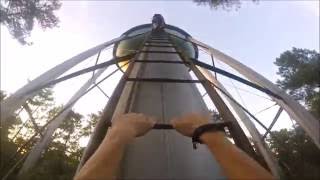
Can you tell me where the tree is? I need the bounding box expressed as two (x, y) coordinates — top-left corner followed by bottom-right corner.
(266, 127), (320, 180)
(23, 110), (85, 180)
(274, 47), (320, 118)
(1, 88), (101, 179)
(22, 110), (99, 180)
(0, 0), (61, 45)
(269, 47), (320, 180)
(0, 89), (55, 178)
(193, 0), (257, 11)
(1, 91), (23, 178)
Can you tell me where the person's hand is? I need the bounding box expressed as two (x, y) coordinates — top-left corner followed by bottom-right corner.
(111, 113), (156, 141)
(171, 113), (210, 137)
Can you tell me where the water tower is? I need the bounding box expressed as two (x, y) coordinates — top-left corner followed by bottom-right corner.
(1, 14), (319, 179)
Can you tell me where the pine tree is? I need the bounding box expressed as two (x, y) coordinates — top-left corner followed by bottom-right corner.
(0, 0), (61, 45)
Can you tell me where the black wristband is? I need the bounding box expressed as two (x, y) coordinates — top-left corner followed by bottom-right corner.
(192, 122), (230, 149)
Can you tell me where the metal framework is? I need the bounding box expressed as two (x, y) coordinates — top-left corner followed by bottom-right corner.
(188, 37), (320, 148)
(1, 20), (319, 179)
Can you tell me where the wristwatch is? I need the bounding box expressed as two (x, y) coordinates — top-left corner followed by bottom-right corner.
(192, 121), (231, 149)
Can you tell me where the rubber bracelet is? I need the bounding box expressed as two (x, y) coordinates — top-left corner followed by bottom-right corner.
(192, 122), (230, 149)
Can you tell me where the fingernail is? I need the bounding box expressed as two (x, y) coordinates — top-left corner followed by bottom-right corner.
(170, 118), (177, 124)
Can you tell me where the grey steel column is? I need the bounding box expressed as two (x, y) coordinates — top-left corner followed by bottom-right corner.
(116, 46), (225, 179)
(76, 33), (151, 172)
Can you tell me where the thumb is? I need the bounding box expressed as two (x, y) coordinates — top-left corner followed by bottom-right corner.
(170, 117), (179, 128)
(148, 116), (157, 127)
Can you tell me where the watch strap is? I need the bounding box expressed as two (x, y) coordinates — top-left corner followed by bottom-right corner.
(192, 122), (231, 149)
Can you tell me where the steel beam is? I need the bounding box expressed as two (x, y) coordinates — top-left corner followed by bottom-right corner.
(76, 33), (151, 173)
(75, 61), (140, 173)
(189, 64), (260, 160)
(17, 68), (108, 177)
(173, 43), (261, 167)
(22, 104), (43, 137)
(262, 107), (283, 140)
(1, 35), (125, 123)
(198, 67), (281, 178)
(188, 37), (320, 148)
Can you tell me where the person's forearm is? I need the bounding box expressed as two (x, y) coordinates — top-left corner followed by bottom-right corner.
(75, 128), (131, 180)
(201, 132), (274, 179)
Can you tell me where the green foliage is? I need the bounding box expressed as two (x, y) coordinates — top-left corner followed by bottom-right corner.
(271, 48), (320, 179)
(0, 0), (61, 45)
(266, 127), (320, 180)
(27, 87), (54, 107)
(80, 112), (100, 137)
(1, 91), (23, 178)
(24, 147), (81, 180)
(193, 0), (257, 11)
(1, 90), (21, 139)
(0, 90), (6, 101)
(1, 89), (100, 179)
(274, 47), (320, 118)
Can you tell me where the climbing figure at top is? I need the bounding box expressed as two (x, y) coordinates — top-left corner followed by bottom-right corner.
(152, 14), (166, 30)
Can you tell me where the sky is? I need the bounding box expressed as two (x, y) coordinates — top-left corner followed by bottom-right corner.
(1, 1), (319, 136)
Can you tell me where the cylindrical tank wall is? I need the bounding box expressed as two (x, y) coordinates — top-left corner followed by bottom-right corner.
(114, 43), (225, 179)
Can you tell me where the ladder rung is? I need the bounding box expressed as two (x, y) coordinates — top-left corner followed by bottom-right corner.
(153, 124), (173, 129)
(140, 50), (179, 54)
(135, 60), (188, 64)
(145, 42), (172, 45)
(148, 39), (170, 42)
(147, 40), (170, 44)
(146, 41), (172, 45)
(126, 78), (203, 83)
(150, 38), (169, 40)
(150, 36), (168, 38)
(144, 44), (174, 48)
